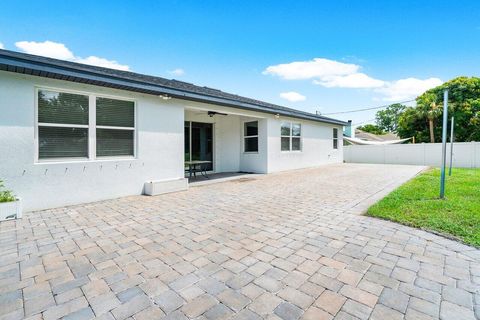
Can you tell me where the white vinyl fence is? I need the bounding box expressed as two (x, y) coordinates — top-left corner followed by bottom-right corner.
(344, 142), (480, 168)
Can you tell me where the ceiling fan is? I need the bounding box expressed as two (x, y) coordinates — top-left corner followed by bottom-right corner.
(208, 111), (228, 117)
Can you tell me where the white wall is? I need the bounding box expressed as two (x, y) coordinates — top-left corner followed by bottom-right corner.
(184, 111), (343, 174)
(239, 117), (268, 173)
(0, 71), (185, 211)
(344, 142), (480, 168)
(0, 71), (346, 211)
(267, 117), (343, 173)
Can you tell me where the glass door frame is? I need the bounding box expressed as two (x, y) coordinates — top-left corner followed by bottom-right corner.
(184, 121), (215, 172)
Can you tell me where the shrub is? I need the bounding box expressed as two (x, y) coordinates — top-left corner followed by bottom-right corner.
(0, 180), (16, 203)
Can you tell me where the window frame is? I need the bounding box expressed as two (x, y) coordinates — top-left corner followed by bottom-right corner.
(95, 96), (136, 159)
(184, 121), (215, 172)
(34, 86), (137, 163)
(333, 127), (339, 150)
(243, 120), (259, 153)
(280, 121), (302, 152)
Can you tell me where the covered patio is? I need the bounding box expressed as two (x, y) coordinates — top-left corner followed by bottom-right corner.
(184, 105), (267, 177)
(186, 171), (261, 186)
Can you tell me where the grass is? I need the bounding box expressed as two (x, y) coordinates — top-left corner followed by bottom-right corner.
(367, 168), (480, 247)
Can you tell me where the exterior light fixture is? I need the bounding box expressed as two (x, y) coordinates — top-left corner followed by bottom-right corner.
(158, 94), (171, 100)
(275, 114), (280, 119)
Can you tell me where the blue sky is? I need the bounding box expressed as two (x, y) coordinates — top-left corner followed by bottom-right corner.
(1, 0), (479, 124)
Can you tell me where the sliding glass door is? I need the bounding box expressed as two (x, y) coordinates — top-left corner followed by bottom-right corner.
(184, 121), (213, 171)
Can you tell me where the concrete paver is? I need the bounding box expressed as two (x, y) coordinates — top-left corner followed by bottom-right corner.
(0, 163), (478, 319)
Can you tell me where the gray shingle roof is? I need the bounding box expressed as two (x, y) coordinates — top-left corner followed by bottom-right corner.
(0, 49), (346, 125)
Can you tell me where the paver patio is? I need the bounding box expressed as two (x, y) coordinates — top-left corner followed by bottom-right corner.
(0, 163), (479, 320)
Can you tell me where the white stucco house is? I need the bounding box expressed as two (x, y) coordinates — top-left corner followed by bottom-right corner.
(0, 49), (346, 211)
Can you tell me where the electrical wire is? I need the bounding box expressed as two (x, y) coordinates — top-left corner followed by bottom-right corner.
(352, 118), (376, 126)
(319, 99), (415, 115)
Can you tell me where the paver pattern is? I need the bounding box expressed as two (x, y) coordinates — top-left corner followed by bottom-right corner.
(0, 163), (479, 320)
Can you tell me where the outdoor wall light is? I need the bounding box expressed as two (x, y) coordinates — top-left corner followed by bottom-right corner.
(275, 114), (280, 119)
(158, 94), (172, 100)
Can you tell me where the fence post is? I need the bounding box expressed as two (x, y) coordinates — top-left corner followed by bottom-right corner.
(423, 143), (426, 166)
(474, 141), (477, 168)
(440, 90), (448, 199)
(449, 116), (454, 175)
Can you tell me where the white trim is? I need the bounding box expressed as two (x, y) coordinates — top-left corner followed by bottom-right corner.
(96, 125), (135, 130)
(89, 95), (96, 160)
(94, 155), (137, 160)
(94, 97), (137, 159)
(36, 157), (90, 163)
(38, 122), (89, 128)
(212, 123), (216, 172)
(34, 88), (39, 163)
(35, 157), (137, 165)
(34, 87), (90, 162)
(280, 122), (302, 152)
(333, 128), (339, 150)
(189, 121), (192, 162)
(243, 120), (259, 153)
(35, 85), (136, 101)
(93, 92), (136, 102)
(184, 121), (215, 171)
(34, 86), (137, 163)
(134, 101), (138, 159)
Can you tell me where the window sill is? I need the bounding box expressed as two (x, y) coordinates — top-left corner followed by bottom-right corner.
(243, 151), (259, 155)
(35, 157), (138, 165)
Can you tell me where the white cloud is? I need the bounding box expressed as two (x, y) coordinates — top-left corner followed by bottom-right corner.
(263, 58), (358, 80)
(280, 91), (306, 102)
(0, 42), (4, 49)
(15, 40), (130, 71)
(376, 77), (443, 101)
(15, 41), (75, 60)
(75, 56), (129, 71)
(263, 58), (383, 89)
(313, 73), (384, 88)
(168, 68), (185, 76)
(264, 57), (443, 101)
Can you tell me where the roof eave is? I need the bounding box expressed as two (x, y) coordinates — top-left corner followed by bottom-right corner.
(0, 53), (348, 126)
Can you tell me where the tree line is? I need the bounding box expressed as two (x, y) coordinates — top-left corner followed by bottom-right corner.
(357, 77), (480, 143)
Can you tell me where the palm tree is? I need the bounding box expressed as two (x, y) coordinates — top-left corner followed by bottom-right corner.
(417, 93), (441, 143)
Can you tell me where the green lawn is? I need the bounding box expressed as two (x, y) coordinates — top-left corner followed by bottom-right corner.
(368, 168), (480, 247)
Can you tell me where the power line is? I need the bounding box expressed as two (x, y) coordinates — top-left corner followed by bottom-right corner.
(352, 118), (376, 126)
(318, 99), (415, 116)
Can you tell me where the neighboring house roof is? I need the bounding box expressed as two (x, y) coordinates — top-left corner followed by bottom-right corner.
(344, 136), (411, 145)
(354, 129), (400, 142)
(0, 49), (347, 126)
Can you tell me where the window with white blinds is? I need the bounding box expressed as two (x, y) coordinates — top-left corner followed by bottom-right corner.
(38, 90), (89, 159)
(37, 89), (135, 161)
(96, 98), (135, 157)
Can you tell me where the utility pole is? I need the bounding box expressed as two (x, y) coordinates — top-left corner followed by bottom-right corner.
(440, 90), (448, 199)
(449, 116), (454, 176)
